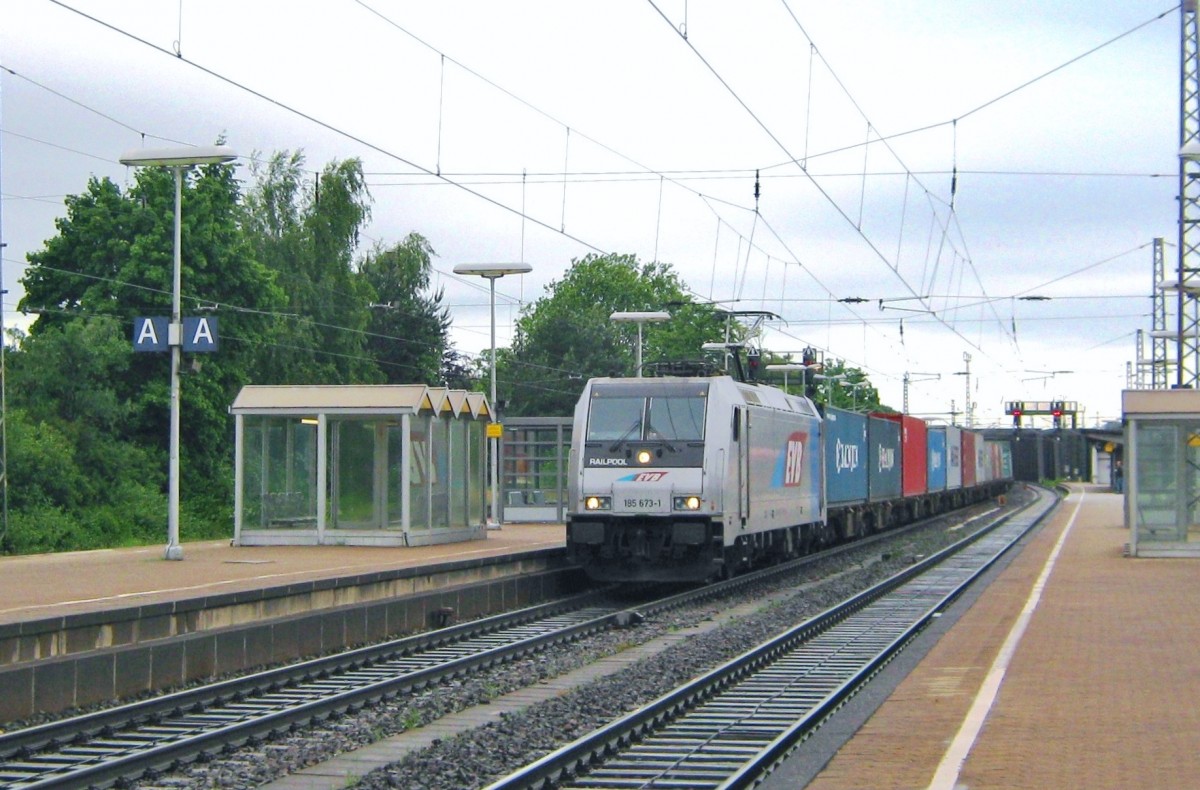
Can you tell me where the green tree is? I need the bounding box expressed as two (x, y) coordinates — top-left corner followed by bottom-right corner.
(18, 177), (134, 329)
(813, 358), (882, 412)
(440, 348), (481, 391)
(242, 151), (376, 384)
(3, 317), (166, 552)
(359, 233), (451, 384)
(499, 253), (729, 416)
(14, 156), (282, 550)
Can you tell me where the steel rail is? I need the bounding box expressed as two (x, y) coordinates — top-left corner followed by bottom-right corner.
(0, 589), (615, 756)
(0, 496), (1019, 789)
(0, 593), (621, 789)
(483, 487), (1056, 790)
(0, 544), (839, 787)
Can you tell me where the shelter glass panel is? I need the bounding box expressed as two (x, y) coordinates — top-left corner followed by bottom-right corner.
(431, 418), (450, 529)
(330, 419), (379, 529)
(1133, 420), (1200, 545)
(386, 423), (405, 529)
(231, 384), (488, 546)
(410, 415), (431, 532)
(450, 419), (468, 527)
(469, 421), (485, 525)
(242, 416), (318, 529)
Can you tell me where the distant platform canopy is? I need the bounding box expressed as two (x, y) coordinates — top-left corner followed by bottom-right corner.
(230, 385), (491, 547)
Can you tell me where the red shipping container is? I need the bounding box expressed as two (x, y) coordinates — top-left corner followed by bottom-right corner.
(961, 430), (978, 488)
(871, 413), (928, 497)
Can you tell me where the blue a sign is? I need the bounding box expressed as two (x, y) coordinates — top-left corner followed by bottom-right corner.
(133, 317), (169, 352)
(132, 317), (219, 353)
(183, 317), (219, 352)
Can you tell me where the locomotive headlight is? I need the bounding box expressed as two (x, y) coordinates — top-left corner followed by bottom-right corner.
(636, 450), (652, 464)
(584, 495), (611, 511)
(673, 495), (702, 511)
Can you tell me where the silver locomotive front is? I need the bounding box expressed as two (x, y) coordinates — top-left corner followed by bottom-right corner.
(566, 378), (719, 582)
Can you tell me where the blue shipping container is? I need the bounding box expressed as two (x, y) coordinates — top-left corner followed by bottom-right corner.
(927, 426), (948, 492)
(823, 407), (869, 506)
(867, 415), (902, 502)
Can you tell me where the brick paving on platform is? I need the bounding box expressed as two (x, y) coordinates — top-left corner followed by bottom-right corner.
(804, 484), (1200, 790)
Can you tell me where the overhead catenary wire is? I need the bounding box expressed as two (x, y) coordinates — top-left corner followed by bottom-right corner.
(47, 0), (610, 257)
(5, 3), (1169, 422)
(11, 2), (1171, 331)
(758, 5), (1180, 168)
(643, 0), (1011, 368)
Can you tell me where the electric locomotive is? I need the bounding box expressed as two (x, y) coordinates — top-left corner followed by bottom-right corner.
(565, 374), (825, 582)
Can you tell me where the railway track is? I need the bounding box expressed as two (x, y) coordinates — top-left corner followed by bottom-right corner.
(0, 518), (908, 790)
(0, 590), (627, 789)
(483, 487), (1056, 790)
(0, 497), (1027, 790)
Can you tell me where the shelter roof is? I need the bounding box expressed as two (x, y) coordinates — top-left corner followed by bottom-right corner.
(230, 384), (489, 419)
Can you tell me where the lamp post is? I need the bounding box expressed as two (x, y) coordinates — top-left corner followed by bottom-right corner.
(813, 372), (846, 404)
(846, 380), (868, 411)
(609, 311), (671, 376)
(120, 145), (238, 560)
(765, 363), (819, 396)
(453, 262), (531, 528)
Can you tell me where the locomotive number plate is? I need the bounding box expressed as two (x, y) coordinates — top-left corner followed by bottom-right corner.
(622, 497), (665, 512)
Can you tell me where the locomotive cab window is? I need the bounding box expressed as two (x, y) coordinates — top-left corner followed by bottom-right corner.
(587, 383), (708, 443)
(586, 396), (645, 441)
(647, 396), (705, 441)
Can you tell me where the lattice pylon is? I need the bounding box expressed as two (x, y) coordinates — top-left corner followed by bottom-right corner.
(1151, 238), (1170, 388)
(1176, 2), (1200, 388)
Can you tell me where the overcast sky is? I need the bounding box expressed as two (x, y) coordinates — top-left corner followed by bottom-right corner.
(0, 1), (1185, 426)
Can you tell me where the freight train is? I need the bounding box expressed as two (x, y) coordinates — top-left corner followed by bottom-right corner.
(565, 373), (1012, 583)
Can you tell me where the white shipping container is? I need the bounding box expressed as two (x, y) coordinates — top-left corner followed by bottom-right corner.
(946, 425), (963, 490)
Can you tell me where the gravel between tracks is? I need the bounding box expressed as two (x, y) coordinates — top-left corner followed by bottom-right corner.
(128, 492), (1032, 790)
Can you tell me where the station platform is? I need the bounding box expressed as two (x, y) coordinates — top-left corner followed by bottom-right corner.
(767, 483), (1200, 789)
(0, 524), (565, 627)
(0, 524), (569, 723)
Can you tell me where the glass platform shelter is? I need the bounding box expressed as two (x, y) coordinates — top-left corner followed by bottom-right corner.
(1123, 388), (1200, 557)
(231, 385), (490, 547)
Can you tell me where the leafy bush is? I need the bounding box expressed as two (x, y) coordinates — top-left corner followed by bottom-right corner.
(5, 505), (78, 554)
(78, 480), (170, 548)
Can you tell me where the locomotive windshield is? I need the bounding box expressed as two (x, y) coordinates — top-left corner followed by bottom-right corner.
(586, 382), (708, 443)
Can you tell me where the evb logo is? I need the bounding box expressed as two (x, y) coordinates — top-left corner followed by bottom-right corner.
(783, 432), (806, 486)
